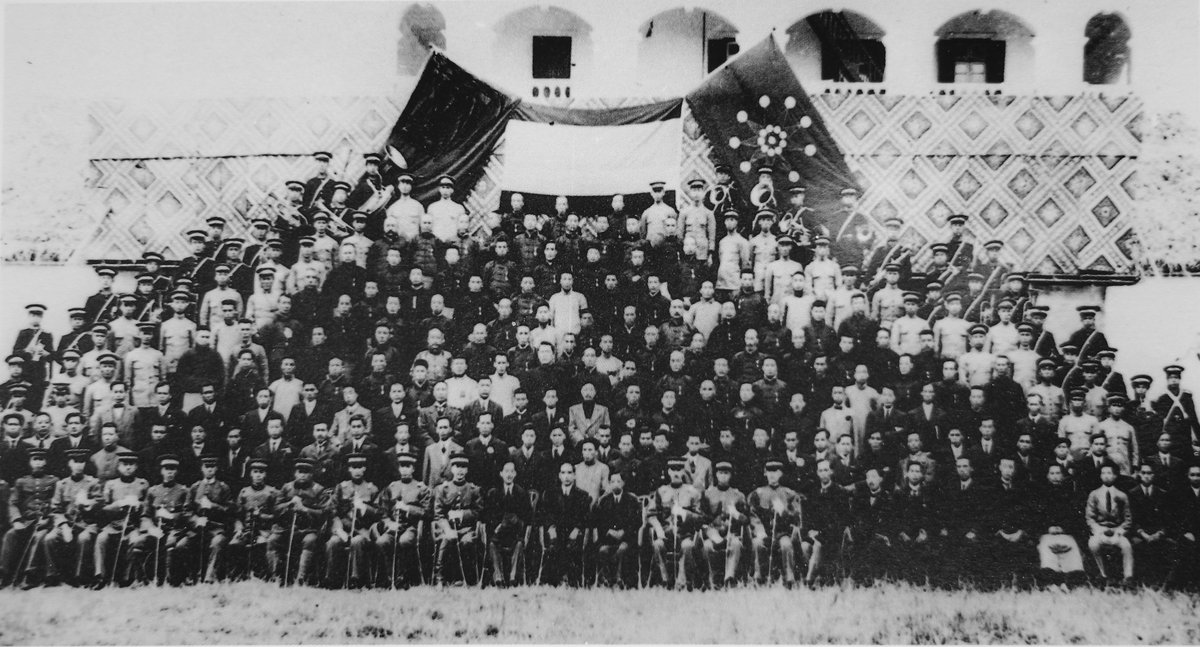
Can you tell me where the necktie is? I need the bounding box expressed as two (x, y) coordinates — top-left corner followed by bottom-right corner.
(1106, 489), (1113, 515)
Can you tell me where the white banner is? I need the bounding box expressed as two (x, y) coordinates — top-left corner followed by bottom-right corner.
(502, 118), (681, 196)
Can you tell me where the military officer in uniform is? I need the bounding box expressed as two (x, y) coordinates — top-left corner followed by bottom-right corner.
(373, 452), (431, 587)
(176, 230), (214, 291)
(12, 304), (54, 406)
(229, 459), (277, 580)
(943, 214), (975, 272)
(202, 216), (228, 259)
(864, 217), (913, 295)
(324, 453), (379, 588)
(427, 175), (467, 244)
(1066, 305), (1109, 363)
(0, 448), (57, 587)
(182, 454), (234, 584)
(269, 458), (329, 586)
(142, 454), (190, 585)
(432, 452), (483, 585)
(649, 456), (703, 589)
(84, 268), (120, 327)
(1154, 364), (1200, 459)
(748, 458), (803, 586)
(43, 448), (101, 586)
(701, 460), (748, 588)
(302, 151), (335, 212)
(94, 450), (149, 587)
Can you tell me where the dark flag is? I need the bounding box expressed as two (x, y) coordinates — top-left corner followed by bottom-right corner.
(686, 36), (859, 233)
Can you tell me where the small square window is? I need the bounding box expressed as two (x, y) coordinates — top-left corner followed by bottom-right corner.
(532, 36), (572, 80)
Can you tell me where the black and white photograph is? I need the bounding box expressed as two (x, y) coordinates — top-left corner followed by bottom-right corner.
(2, 0), (1199, 643)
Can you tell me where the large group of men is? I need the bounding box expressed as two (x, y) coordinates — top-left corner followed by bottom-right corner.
(1, 151), (1199, 593)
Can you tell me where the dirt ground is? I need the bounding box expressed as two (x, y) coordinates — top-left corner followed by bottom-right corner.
(1, 580), (1198, 644)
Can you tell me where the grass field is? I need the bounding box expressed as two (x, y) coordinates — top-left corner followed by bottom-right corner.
(1, 581), (1199, 644)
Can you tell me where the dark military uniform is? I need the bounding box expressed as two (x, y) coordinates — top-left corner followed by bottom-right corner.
(182, 468), (235, 583)
(95, 462), (150, 585)
(748, 474), (802, 584)
(432, 458), (483, 585)
(269, 464), (329, 586)
(373, 471), (432, 587)
(142, 469), (190, 585)
(229, 475), (279, 579)
(0, 459), (56, 585)
(700, 476), (749, 587)
(43, 460), (101, 584)
(324, 473), (379, 586)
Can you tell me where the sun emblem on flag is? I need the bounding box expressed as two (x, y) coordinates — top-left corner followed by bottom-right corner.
(727, 94), (817, 183)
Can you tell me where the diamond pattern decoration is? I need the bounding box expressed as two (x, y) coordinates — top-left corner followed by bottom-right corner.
(1071, 112), (1099, 140)
(1035, 198), (1065, 228)
(846, 109), (877, 140)
(1014, 110), (1045, 140)
(953, 170), (982, 201)
(959, 111), (988, 140)
(901, 111), (933, 141)
(1065, 167), (1097, 199)
(1064, 226), (1093, 254)
(1091, 196), (1120, 228)
(1006, 168), (1038, 200)
(899, 168), (928, 199)
(71, 93), (1142, 275)
(982, 140), (1013, 172)
(924, 199), (954, 227)
(980, 199), (1010, 228)
(870, 198), (899, 223)
(1009, 227), (1035, 255)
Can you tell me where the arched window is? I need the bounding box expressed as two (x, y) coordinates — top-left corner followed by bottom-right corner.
(935, 10), (1035, 85)
(1084, 13), (1131, 85)
(396, 3), (446, 76)
(785, 10), (886, 83)
(494, 6), (592, 98)
(636, 8), (739, 92)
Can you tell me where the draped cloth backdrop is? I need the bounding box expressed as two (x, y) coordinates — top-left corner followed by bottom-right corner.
(383, 36), (857, 227)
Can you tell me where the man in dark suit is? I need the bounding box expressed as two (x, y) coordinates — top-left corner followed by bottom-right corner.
(1011, 433), (1047, 486)
(1014, 393), (1058, 457)
(865, 385), (909, 447)
(594, 469), (643, 587)
(1129, 462), (1173, 585)
(537, 426), (578, 494)
(134, 383), (187, 447)
(286, 382), (334, 449)
(250, 414), (294, 487)
(335, 415), (382, 485)
(509, 424), (545, 494)
(847, 467), (892, 583)
(464, 412), (510, 493)
(531, 388), (568, 448)
(177, 424), (219, 485)
(417, 384), (464, 445)
(239, 388), (277, 449)
(218, 427), (250, 492)
(538, 461), (593, 586)
(937, 455), (988, 586)
(1172, 465), (1200, 587)
(1075, 434), (1112, 495)
(185, 382), (233, 443)
(0, 413), (31, 481)
(47, 412), (97, 477)
(372, 383), (413, 449)
(483, 460), (532, 587)
(1147, 432), (1188, 493)
(907, 383), (952, 448)
(500, 391), (535, 447)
